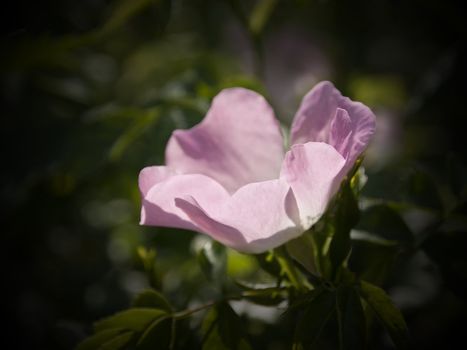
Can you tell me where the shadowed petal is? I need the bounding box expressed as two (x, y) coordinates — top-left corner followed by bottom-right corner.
(166, 88), (285, 193)
(280, 142), (346, 229)
(290, 81), (376, 169)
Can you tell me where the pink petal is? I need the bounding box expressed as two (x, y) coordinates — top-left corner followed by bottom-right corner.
(165, 88), (285, 193)
(140, 173), (230, 231)
(330, 108), (353, 158)
(139, 166), (175, 196)
(280, 142), (346, 229)
(175, 179), (302, 253)
(290, 81), (376, 169)
(172, 143), (345, 253)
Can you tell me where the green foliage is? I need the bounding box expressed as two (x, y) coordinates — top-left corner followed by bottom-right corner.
(202, 302), (252, 350)
(336, 285), (366, 350)
(136, 316), (174, 350)
(329, 181), (360, 280)
(75, 329), (129, 350)
(293, 287), (336, 349)
(359, 281), (409, 349)
(76, 288), (174, 350)
(197, 241), (228, 282)
(286, 232), (318, 275)
(349, 238), (399, 286)
(132, 289), (172, 312)
(94, 308), (167, 332)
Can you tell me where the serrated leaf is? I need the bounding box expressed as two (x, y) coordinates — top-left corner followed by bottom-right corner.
(132, 289), (172, 312)
(202, 302), (252, 350)
(293, 289), (336, 349)
(94, 308), (168, 333)
(336, 286), (366, 350)
(197, 241), (227, 281)
(136, 316), (173, 350)
(75, 328), (125, 350)
(359, 281), (409, 349)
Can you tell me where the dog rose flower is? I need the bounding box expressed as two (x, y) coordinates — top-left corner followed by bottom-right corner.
(139, 81), (375, 253)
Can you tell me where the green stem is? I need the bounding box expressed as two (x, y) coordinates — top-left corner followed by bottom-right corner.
(173, 301), (217, 320)
(274, 247), (307, 292)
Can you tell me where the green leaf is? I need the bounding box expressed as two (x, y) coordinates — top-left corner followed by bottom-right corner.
(255, 251), (282, 277)
(336, 286), (366, 350)
(94, 308), (168, 333)
(356, 205), (413, 245)
(132, 289), (172, 312)
(359, 281), (409, 349)
(274, 247), (308, 291)
(309, 219), (334, 277)
(99, 331), (134, 350)
(293, 289), (336, 350)
(329, 181), (360, 279)
(136, 316), (174, 350)
(286, 232), (318, 275)
(75, 328), (126, 350)
(197, 241), (227, 281)
(202, 302), (252, 350)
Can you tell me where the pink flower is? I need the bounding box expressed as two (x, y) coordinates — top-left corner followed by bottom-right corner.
(139, 82), (375, 253)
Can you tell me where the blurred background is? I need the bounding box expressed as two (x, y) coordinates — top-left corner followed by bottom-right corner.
(1, 0), (466, 349)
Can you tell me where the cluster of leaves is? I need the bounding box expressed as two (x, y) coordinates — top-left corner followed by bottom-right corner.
(76, 151), (467, 349)
(76, 167), (411, 350)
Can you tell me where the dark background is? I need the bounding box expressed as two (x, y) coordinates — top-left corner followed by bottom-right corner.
(1, 0), (467, 349)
